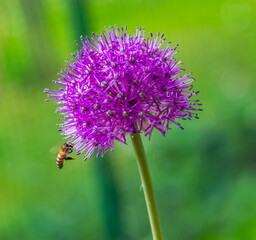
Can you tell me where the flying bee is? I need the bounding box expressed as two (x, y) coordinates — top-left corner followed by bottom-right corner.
(56, 143), (75, 169)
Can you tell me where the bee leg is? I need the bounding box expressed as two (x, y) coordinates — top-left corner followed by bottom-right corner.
(64, 157), (75, 160)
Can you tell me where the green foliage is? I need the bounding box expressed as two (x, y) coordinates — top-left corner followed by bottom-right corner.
(0, 0), (256, 239)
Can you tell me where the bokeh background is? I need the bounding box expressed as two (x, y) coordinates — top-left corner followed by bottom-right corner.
(1, 0), (256, 239)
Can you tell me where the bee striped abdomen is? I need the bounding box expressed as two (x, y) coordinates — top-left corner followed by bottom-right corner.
(56, 154), (64, 169)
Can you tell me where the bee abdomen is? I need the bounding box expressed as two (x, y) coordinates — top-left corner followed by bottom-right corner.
(56, 155), (64, 169)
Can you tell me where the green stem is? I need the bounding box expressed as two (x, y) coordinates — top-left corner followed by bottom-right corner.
(130, 133), (163, 240)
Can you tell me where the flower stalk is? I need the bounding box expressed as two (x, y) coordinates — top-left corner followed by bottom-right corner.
(130, 133), (163, 240)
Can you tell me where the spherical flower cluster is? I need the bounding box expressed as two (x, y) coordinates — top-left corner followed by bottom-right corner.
(45, 26), (201, 160)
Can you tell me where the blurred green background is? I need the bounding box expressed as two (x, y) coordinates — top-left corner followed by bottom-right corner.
(0, 0), (256, 239)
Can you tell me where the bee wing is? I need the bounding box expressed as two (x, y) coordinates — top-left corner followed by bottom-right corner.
(49, 144), (61, 154)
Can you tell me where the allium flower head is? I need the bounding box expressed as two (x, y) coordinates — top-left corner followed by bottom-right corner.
(45, 26), (202, 160)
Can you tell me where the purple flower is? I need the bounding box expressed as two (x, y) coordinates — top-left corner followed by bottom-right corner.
(44, 26), (202, 160)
